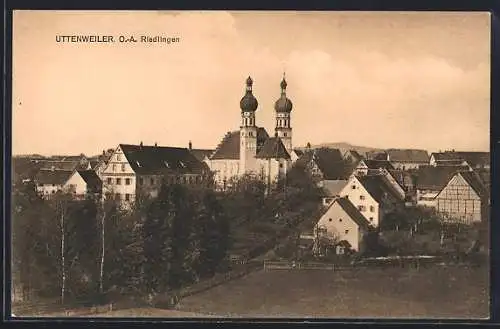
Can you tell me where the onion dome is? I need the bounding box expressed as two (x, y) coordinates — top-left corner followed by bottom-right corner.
(240, 76), (258, 112)
(274, 75), (293, 113)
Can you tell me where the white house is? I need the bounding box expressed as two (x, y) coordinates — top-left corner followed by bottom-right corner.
(385, 149), (429, 170)
(206, 76), (293, 189)
(35, 169), (101, 199)
(315, 196), (372, 251)
(101, 143), (210, 204)
(339, 174), (404, 228)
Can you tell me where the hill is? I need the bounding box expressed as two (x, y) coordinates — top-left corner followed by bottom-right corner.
(296, 142), (384, 156)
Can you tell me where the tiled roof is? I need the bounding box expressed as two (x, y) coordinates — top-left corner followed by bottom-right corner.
(210, 128), (269, 160)
(299, 147), (352, 180)
(77, 170), (102, 192)
(456, 152), (490, 168)
(189, 149), (215, 162)
(362, 160), (395, 170)
(415, 165), (470, 191)
(34, 169), (74, 185)
(458, 172), (488, 199)
(12, 157), (44, 181)
(335, 196), (371, 230)
(39, 160), (82, 171)
(294, 149), (304, 157)
(120, 144), (208, 175)
(321, 180), (348, 197)
(475, 169), (490, 190)
(430, 151), (487, 167)
(357, 175), (403, 203)
(344, 149), (363, 161)
(255, 137), (291, 159)
(386, 149), (429, 163)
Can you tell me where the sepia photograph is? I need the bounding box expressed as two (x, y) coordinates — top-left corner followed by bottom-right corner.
(11, 10), (490, 319)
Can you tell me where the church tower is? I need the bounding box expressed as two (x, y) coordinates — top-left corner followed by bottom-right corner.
(239, 76), (258, 174)
(274, 73), (293, 153)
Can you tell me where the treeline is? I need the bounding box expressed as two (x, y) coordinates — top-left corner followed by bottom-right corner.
(12, 165), (324, 304)
(12, 182), (230, 303)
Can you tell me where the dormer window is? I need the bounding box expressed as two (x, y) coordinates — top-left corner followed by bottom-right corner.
(179, 161), (186, 168)
(136, 161), (141, 168)
(164, 161), (170, 168)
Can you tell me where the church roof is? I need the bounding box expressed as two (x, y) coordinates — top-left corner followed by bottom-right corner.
(119, 144), (208, 175)
(255, 137), (291, 159)
(210, 128), (269, 160)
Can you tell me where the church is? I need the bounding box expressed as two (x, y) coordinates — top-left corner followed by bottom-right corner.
(206, 75), (300, 189)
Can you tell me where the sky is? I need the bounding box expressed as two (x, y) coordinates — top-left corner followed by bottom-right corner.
(12, 11), (490, 156)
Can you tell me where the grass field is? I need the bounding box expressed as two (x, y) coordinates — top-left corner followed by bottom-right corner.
(174, 265), (489, 319)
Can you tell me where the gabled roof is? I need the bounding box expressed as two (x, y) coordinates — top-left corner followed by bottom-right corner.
(430, 151), (476, 166)
(457, 171), (488, 199)
(34, 169), (74, 185)
(343, 149), (363, 161)
(119, 144), (208, 175)
(321, 180), (348, 197)
(298, 147), (351, 180)
(415, 165), (470, 191)
(77, 170), (102, 192)
(456, 152), (490, 168)
(39, 160), (81, 171)
(475, 169), (490, 190)
(362, 159), (395, 170)
(356, 175), (403, 203)
(255, 137), (291, 159)
(189, 149), (215, 162)
(386, 149), (429, 163)
(210, 128), (269, 160)
(293, 149), (304, 157)
(388, 169), (413, 187)
(335, 196), (371, 230)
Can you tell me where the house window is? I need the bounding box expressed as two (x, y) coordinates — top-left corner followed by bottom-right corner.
(345, 230), (349, 234)
(125, 193), (130, 201)
(339, 218), (343, 222)
(115, 193), (121, 200)
(52, 184), (56, 187)
(351, 185), (356, 189)
(116, 178), (121, 185)
(360, 195), (365, 200)
(107, 178), (112, 184)
(284, 132), (287, 137)
(329, 218), (332, 222)
(370, 205), (375, 212)
(112, 164), (116, 171)
(139, 177), (144, 185)
(125, 178), (131, 185)
(369, 217), (374, 222)
(121, 164), (126, 172)
(358, 205), (366, 211)
(117, 154), (121, 161)
(150, 178), (155, 185)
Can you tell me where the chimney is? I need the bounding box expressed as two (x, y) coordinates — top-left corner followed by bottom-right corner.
(274, 132), (278, 138)
(102, 150), (105, 156)
(155, 142), (158, 147)
(140, 141), (143, 147)
(188, 140), (192, 150)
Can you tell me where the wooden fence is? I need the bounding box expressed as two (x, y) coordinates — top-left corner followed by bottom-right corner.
(263, 260), (336, 271)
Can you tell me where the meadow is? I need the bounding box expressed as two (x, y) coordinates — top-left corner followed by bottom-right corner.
(174, 265), (489, 319)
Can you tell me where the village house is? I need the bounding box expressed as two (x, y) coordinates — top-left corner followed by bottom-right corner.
(338, 174), (404, 228)
(34, 168), (102, 199)
(314, 196), (373, 252)
(296, 147), (353, 183)
(413, 165), (470, 208)
(89, 149), (114, 178)
(354, 160), (406, 200)
(101, 143), (211, 204)
(343, 149), (364, 165)
(435, 171), (489, 224)
(206, 76), (294, 189)
(428, 151), (489, 169)
(382, 149), (430, 170)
